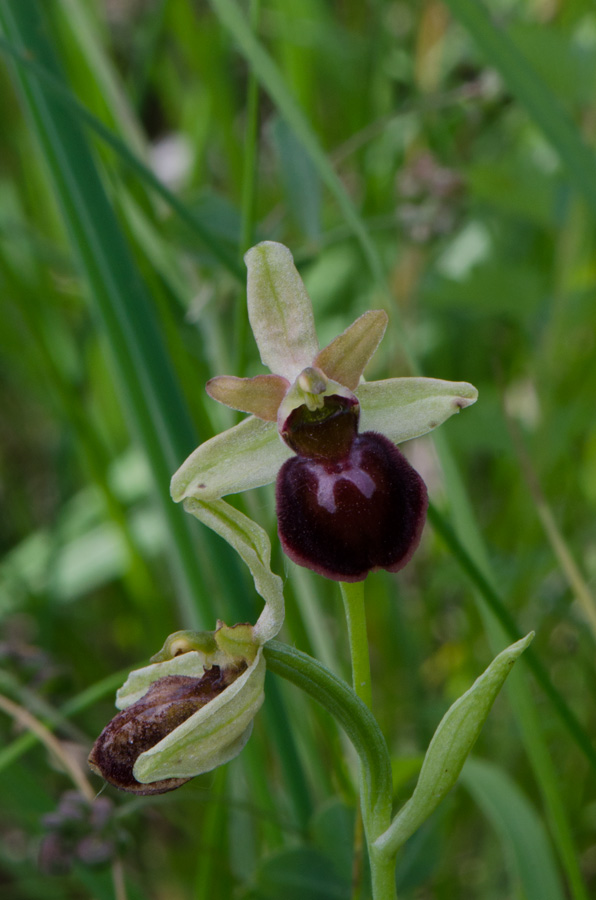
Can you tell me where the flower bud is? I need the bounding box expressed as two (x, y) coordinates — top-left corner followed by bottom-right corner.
(88, 624), (265, 795)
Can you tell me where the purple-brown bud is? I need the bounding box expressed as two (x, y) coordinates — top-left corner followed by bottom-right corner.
(88, 663), (246, 795)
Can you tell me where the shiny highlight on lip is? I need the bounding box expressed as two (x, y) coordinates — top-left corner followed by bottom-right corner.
(276, 429), (428, 582)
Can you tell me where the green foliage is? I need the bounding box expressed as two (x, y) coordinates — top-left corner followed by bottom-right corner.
(0, 0), (594, 898)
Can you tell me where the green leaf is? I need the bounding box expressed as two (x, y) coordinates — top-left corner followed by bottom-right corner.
(375, 633), (534, 855)
(461, 758), (566, 900)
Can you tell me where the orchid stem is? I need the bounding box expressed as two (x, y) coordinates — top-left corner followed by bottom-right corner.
(340, 581), (372, 709)
(340, 581), (397, 900)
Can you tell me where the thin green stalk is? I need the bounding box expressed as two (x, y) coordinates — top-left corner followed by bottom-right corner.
(264, 641), (392, 826)
(341, 581), (373, 898)
(340, 581), (372, 711)
(340, 581), (399, 900)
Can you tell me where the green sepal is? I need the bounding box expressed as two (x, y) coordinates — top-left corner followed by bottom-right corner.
(357, 377), (478, 443)
(314, 309), (388, 390)
(245, 241), (319, 381)
(183, 497), (285, 644)
(170, 415), (291, 502)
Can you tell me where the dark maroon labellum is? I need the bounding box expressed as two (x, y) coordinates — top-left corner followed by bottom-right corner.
(276, 431), (428, 582)
(88, 664), (246, 795)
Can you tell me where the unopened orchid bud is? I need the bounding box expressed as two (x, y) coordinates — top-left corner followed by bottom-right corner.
(88, 624), (265, 795)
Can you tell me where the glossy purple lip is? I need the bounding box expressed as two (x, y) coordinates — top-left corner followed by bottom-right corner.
(276, 431), (428, 582)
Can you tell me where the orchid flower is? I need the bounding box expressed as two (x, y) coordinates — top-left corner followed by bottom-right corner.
(171, 242), (477, 581)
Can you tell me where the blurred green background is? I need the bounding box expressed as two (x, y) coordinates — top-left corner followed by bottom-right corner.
(0, 0), (595, 898)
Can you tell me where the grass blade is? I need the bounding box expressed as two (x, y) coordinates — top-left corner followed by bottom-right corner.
(444, 0), (596, 218)
(462, 758), (566, 900)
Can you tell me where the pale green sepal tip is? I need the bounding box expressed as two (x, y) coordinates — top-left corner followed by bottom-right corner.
(357, 377), (478, 444)
(133, 650), (266, 782)
(170, 415), (291, 502)
(183, 497), (285, 644)
(375, 632), (534, 855)
(245, 241), (319, 382)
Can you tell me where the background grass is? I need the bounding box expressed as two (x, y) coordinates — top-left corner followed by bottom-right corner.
(1, 1), (595, 898)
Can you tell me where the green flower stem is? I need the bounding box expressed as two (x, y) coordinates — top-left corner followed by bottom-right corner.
(340, 581), (373, 710)
(265, 637), (398, 898)
(263, 642), (392, 828)
(340, 581), (397, 899)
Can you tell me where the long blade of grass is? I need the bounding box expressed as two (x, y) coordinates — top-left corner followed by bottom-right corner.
(444, 0), (596, 218)
(462, 758), (566, 900)
(432, 430), (589, 900)
(0, 1), (313, 829)
(208, 0), (385, 286)
(0, 0), (222, 627)
(0, 35), (244, 279)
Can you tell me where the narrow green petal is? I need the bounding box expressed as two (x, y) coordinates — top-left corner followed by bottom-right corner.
(206, 373), (289, 421)
(245, 242), (319, 380)
(314, 309), (388, 390)
(357, 377), (478, 444)
(170, 416), (292, 502)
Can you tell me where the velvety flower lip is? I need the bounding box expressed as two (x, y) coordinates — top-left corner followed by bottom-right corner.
(276, 431), (428, 581)
(170, 241), (478, 580)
